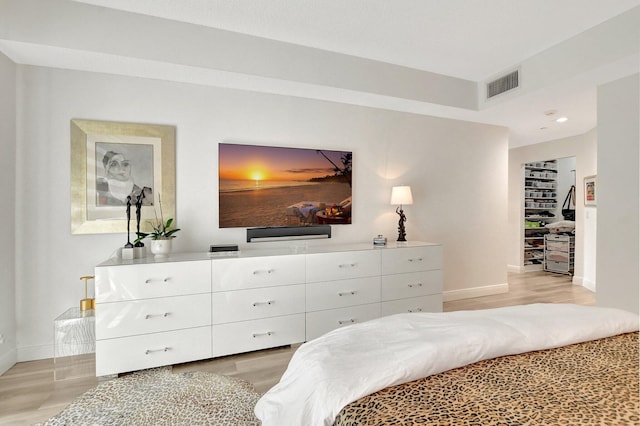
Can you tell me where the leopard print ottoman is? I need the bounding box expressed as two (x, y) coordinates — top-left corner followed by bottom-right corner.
(39, 367), (261, 425)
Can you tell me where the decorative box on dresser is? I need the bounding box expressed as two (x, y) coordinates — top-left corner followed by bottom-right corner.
(94, 241), (442, 376)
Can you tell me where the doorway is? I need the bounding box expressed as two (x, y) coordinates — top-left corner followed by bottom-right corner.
(522, 156), (576, 272)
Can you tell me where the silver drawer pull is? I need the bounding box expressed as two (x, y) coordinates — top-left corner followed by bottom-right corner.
(252, 331), (274, 338)
(145, 347), (170, 355)
(407, 283), (423, 288)
(338, 263), (357, 268)
(338, 318), (356, 325)
(252, 300), (274, 307)
(145, 278), (171, 284)
(145, 312), (171, 319)
(252, 269), (274, 275)
(408, 258), (423, 263)
(338, 291), (356, 296)
(408, 308), (423, 313)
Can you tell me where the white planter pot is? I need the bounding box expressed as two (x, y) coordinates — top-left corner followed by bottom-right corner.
(150, 239), (173, 258)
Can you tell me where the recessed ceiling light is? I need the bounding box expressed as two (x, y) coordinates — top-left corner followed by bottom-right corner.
(556, 117), (568, 123)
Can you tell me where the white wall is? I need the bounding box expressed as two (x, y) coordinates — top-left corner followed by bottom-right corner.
(0, 51), (16, 374)
(13, 65), (508, 361)
(596, 73), (639, 313)
(582, 207), (597, 292)
(508, 129), (597, 287)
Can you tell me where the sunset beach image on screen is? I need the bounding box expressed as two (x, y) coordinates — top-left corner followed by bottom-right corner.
(218, 143), (352, 228)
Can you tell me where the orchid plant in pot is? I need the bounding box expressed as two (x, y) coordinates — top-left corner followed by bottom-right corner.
(135, 196), (180, 258)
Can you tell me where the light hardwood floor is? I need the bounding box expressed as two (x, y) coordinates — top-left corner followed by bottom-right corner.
(0, 271), (594, 425)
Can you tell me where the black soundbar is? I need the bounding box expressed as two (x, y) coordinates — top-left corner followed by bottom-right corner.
(209, 244), (239, 253)
(246, 225), (331, 242)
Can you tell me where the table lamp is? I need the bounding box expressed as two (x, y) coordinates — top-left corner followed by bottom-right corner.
(390, 185), (413, 242)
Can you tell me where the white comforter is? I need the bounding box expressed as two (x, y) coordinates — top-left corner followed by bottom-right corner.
(254, 303), (639, 426)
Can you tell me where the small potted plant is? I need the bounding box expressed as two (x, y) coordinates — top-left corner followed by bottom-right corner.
(135, 196), (180, 258)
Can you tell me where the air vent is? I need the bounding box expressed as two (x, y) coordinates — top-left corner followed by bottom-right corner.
(486, 69), (519, 99)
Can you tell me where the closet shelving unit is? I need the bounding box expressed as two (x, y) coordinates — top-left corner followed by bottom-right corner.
(523, 160), (558, 271)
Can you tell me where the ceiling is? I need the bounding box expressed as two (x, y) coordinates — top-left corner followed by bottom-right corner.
(70, 0), (638, 81)
(3, 0), (640, 147)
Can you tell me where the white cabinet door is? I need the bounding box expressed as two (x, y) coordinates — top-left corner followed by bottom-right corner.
(96, 260), (211, 302)
(212, 255), (305, 291)
(305, 303), (380, 341)
(381, 270), (442, 301)
(96, 326), (211, 376)
(212, 284), (305, 324)
(306, 250), (381, 283)
(306, 277), (381, 312)
(212, 314), (305, 357)
(381, 295), (443, 316)
(381, 245), (442, 275)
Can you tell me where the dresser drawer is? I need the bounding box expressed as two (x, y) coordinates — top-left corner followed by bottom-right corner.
(305, 303), (380, 341)
(212, 314), (305, 357)
(212, 255), (305, 291)
(545, 260), (570, 272)
(95, 260), (211, 302)
(381, 270), (442, 301)
(381, 245), (442, 275)
(212, 284), (305, 324)
(545, 234), (571, 242)
(381, 295), (442, 316)
(306, 250), (381, 283)
(306, 277), (381, 312)
(96, 294), (211, 340)
(96, 326), (211, 376)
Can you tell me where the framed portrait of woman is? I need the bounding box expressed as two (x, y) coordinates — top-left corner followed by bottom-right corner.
(70, 119), (176, 234)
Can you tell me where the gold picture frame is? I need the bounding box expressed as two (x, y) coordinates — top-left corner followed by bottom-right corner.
(71, 119), (176, 234)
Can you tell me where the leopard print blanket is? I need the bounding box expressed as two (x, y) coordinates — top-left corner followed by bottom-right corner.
(335, 332), (639, 425)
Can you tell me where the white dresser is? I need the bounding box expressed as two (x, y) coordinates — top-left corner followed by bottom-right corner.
(305, 249), (383, 340)
(95, 258), (212, 376)
(94, 241), (442, 376)
(210, 254), (307, 357)
(380, 244), (443, 316)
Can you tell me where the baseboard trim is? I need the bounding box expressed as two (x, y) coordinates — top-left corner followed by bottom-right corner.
(583, 280), (596, 292)
(572, 276), (596, 292)
(507, 264), (524, 273)
(17, 343), (52, 363)
(0, 347), (17, 375)
(443, 283), (509, 302)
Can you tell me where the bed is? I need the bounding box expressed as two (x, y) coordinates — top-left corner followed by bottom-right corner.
(254, 303), (639, 426)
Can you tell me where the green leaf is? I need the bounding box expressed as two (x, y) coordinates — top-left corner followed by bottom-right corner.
(164, 228), (180, 238)
(134, 232), (149, 244)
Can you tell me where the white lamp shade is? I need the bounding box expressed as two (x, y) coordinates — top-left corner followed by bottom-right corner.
(390, 186), (413, 205)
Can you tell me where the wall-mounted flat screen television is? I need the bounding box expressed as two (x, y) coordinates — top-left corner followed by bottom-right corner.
(219, 143), (352, 229)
